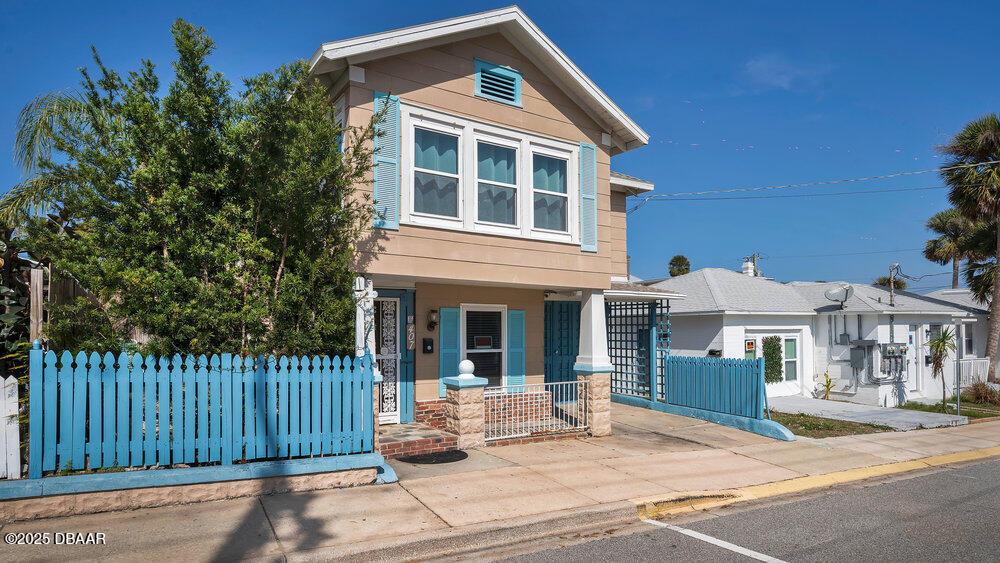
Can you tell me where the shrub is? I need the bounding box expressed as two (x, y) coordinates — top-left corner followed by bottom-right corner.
(762, 335), (783, 383)
(964, 381), (1000, 406)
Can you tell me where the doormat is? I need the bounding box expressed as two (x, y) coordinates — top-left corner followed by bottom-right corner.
(396, 450), (469, 464)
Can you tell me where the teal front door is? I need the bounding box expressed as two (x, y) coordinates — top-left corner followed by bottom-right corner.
(543, 301), (580, 384)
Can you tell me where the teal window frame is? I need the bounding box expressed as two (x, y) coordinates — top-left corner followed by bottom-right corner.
(474, 58), (522, 107)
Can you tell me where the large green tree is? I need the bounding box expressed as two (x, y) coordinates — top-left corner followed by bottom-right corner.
(923, 208), (974, 289)
(2, 20), (377, 356)
(941, 114), (1000, 381)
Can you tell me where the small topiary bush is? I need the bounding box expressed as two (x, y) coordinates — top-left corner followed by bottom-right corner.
(762, 335), (783, 384)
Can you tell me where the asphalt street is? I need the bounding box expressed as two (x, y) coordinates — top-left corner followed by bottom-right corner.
(508, 457), (1000, 562)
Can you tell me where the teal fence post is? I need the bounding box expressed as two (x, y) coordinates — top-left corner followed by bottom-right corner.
(756, 357), (769, 419)
(27, 340), (42, 479)
(647, 304), (658, 402)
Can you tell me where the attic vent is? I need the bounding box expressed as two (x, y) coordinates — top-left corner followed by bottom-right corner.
(475, 59), (522, 106)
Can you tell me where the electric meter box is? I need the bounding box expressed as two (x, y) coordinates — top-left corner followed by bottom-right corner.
(850, 347), (867, 370)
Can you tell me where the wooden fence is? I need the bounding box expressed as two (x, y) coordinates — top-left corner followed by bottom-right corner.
(663, 356), (766, 419)
(27, 344), (374, 479)
(1, 376), (18, 479)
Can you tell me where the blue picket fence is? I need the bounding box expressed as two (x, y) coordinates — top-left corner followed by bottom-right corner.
(662, 356), (766, 419)
(27, 344), (375, 479)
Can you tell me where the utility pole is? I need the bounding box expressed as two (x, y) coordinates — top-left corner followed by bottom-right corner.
(888, 263), (900, 308)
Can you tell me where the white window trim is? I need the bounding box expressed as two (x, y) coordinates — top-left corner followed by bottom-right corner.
(460, 303), (507, 387)
(530, 149), (571, 235)
(409, 121), (464, 226)
(474, 136), (521, 232)
(400, 102), (578, 244)
(782, 335), (799, 382)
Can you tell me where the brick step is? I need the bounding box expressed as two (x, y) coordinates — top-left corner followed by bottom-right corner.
(379, 431), (459, 459)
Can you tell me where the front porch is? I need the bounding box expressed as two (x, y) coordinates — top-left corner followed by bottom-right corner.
(379, 422), (458, 459)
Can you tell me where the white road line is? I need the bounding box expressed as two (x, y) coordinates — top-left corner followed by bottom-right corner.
(642, 519), (787, 563)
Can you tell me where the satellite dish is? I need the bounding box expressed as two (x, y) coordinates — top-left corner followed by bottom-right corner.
(824, 285), (854, 309)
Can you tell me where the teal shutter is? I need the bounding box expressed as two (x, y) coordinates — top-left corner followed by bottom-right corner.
(438, 307), (460, 397)
(506, 309), (526, 388)
(373, 92), (400, 229)
(578, 143), (598, 252)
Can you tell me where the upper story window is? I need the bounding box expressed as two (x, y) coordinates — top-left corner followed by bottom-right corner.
(413, 127), (460, 218)
(532, 154), (568, 232)
(474, 59), (522, 107)
(401, 103), (578, 244)
(477, 141), (517, 225)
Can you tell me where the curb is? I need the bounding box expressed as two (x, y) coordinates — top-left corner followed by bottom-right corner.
(637, 445), (1000, 519)
(291, 446), (1000, 560)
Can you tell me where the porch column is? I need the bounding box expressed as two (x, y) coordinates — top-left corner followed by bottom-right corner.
(444, 360), (489, 449)
(355, 276), (381, 450)
(575, 289), (613, 437)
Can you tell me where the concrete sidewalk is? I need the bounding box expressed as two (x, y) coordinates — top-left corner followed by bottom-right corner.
(769, 395), (968, 430)
(4, 403), (1000, 561)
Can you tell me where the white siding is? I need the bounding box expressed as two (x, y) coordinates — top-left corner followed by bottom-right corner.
(668, 314), (724, 356)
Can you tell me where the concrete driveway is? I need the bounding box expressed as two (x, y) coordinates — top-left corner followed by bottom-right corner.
(769, 395), (967, 430)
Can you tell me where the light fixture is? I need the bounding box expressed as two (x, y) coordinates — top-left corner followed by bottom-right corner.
(426, 309), (439, 331)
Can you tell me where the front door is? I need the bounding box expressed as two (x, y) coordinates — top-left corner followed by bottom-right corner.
(375, 297), (401, 424)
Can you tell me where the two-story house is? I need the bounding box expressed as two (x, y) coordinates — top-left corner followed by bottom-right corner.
(310, 7), (673, 428)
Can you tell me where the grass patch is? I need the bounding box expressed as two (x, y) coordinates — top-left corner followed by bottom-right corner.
(898, 400), (1000, 419)
(770, 411), (893, 438)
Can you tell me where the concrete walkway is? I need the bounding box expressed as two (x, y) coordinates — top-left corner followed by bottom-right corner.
(4, 404), (1000, 561)
(769, 395), (968, 430)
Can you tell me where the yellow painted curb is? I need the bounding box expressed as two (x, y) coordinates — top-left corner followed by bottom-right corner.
(634, 445), (1000, 520)
(920, 445), (1000, 467)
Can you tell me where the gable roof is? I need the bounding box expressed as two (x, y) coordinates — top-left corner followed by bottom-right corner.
(651, 269), (981, 317)
(651, 268), (815, 314)
(309, 6), (649, 154)
(790, 282), (981, 316)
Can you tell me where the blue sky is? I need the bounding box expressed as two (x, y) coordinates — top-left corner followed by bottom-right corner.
(2, 1), (997, 292)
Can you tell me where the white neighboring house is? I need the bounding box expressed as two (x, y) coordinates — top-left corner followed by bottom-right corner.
(650, 267), (817, 399)
(651, 264), (988, 407)
(925, 288), (991, 363)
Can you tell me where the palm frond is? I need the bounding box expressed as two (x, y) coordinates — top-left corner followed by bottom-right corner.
(14, 91), (91, 175)
(0, 175), (67, 227)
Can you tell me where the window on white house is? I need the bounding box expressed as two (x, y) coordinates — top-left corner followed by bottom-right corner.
(477, 141), (517, 225)
(464, 308), (504, 387)
(965, 336), (974, 355)
(783, 337), (798, 381)
(413, 127), (460, 218)
(532, 154), (568, 232)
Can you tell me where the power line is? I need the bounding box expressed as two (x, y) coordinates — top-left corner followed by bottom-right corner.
(628, 159), (1000, 214)
(760, 248), (925, 260)
(657, 185), (944, 202)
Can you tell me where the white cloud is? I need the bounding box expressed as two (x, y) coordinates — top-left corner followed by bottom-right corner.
(741, 53), (831, 93)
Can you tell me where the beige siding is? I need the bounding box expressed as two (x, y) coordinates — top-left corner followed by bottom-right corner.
(610, 191), (628, 278)
(345, 33), (615, 290)
(413, 283), (545, 402)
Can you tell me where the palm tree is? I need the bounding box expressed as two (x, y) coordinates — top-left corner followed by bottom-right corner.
(0, 90), (97, 226)
(927, 327), (957, 411)
(872, 276), (907, 290)
(942, 114), (1000, 382)
(668, 255), (691, 277)
(924, 208), (973, 289)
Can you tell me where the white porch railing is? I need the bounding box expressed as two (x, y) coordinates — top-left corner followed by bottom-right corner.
(957, 358), (991, 387)
(484, 380), (588, 442)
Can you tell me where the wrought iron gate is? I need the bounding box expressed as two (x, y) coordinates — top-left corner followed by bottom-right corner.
(374, 298), (400, 424)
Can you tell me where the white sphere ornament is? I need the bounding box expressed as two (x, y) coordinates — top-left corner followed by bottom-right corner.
(458, 359), (476, 379)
